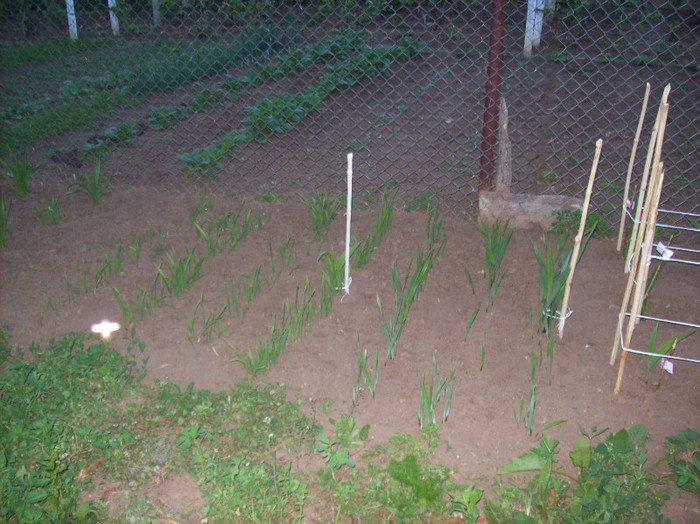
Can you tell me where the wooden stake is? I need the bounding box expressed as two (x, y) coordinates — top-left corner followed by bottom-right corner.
(615, 166), (665, 394)
(558, 138), (603, 339)
(611, 160), (665, 365)
(624, 84), (670, 272)
(611, 85), (670, 366)
(617, 83), (650, 252)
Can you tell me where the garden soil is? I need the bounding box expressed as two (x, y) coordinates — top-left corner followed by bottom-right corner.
(1, 184), (698, 522)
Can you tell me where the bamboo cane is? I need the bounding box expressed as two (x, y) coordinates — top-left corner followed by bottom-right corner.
(615, 166), (665, 394)
(617, 83), (650, 252)
(611, 85), (671, 364)
(624, 84), (670, 273)
(558, 138), (603, 339)
(610, 158), (665, 365)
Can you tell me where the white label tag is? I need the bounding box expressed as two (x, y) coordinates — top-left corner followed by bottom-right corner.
(656, 241), (674, 261)
(660, 357), (674, 374)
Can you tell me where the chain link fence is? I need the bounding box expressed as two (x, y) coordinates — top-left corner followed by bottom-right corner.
(1, 0), (698, 220)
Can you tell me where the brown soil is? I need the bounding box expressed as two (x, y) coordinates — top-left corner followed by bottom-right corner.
(2, 182), (699, 522)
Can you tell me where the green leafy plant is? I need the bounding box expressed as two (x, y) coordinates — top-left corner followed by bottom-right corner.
(488, 424), (668, 523)
(149, 104), (188, 130)
(301, 190), (342, 242)
(68, 161), (112, 205)
(449, 484), (483, 524)
(551, 208), (612, 239)
(1, 148), (36, 195)
(664, 428), (700, 496)
(417, 353), (455, 428)
(388, 453), (442, 502)
(180, 38), (424, 172)
(475, 219), (513, 309)
(0, 333), (143, 523)
(316, 414), (369, 476)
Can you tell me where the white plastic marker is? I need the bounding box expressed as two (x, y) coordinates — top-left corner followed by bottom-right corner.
(341, 152), (353, 301)
(91, 320), (120, 340)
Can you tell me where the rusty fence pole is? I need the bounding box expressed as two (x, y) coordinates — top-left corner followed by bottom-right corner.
(478, 0), (508, 193)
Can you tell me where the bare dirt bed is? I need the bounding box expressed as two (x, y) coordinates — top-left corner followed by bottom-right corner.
(1, 183), (698, 521)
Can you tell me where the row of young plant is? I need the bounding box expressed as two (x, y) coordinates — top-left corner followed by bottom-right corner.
(179, 36), (425, 173)
(0, 158), (112, 252)
(0, 24), (298, 151)
(83, 30), (365, 160)
(230, 190), (396, 375)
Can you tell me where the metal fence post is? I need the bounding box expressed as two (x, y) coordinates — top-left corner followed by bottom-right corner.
(478, 0), (508, 193)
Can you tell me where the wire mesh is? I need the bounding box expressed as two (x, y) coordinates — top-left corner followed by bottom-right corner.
(1, 0), (698, 220)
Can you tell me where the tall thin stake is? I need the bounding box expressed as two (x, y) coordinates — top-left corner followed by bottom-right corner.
(615, 165), (665, 394)
(617, 83), (650, 252)
(611, 85), (670, 370)
(624, 84), (671, 273)
(342, 152), (353, 299)
(558, 138), (603, 339)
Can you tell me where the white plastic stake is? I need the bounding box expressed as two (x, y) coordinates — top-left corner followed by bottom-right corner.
(152, 0), (161, 26)
(108, 0), (120, 36)
(65, 0), (78, 40)
(342, 153), (353, 300)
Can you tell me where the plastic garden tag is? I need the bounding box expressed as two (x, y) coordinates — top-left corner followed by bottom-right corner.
(660, 357), (674, 374)
(656, 241), (674, 261)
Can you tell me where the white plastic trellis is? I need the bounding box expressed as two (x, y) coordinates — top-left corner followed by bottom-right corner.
(610, 84), (699, 394)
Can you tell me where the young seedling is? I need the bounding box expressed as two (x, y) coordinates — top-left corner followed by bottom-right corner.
(0, 195), (10, 248)
(301, 190), (342, 242)
(240, 264), (263, 310)
(1, 148), (36, 196)
(281, 282), (316, 343)
(129, 236), (142, 265)
(195, 221), (222, 259)
(353, 191), (394, 268)
(318, 248), (349, 316)
(378, 249), (431, 360)
(464, 307), (479, 340)
(525, 348), (537, 435)
(645, 324), (696, 383)
(475, 219), (512, 309)
(277, 234), (298, 272)
(228, 207), (256, 250)
(96, 238), (123, 287)
(532, 234), (575, 368)
(34, 197), (61, 225)
(417, 353), (455, 428)
(463, 265), (475, 294)
(154, 248), (205, 299)
(201, 302), (230, 343)
(68, 161), (112, 205)
(353, 333), (379, 405)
